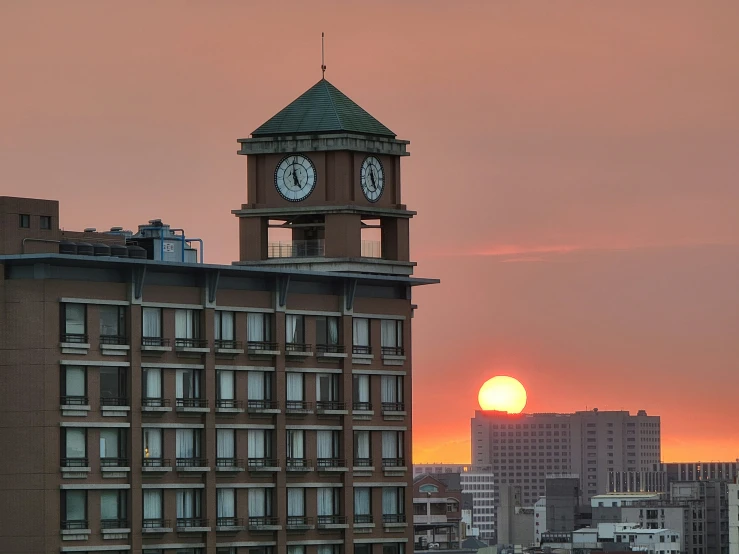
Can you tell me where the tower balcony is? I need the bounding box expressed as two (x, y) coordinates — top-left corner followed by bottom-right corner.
(267, 239), (381, 259)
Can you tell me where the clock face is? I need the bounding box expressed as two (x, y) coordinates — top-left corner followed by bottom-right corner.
(274, 155), (317, 202)
(360, 156), (384, 202)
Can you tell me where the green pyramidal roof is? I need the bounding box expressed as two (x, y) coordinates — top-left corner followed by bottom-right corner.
(252, 79), (395, 138)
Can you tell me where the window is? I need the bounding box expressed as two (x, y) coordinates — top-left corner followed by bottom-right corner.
(316, 430), (341, 467)
(247, 371), (273, 409)
(217, 370), (236, 409)
(142, 428), (163, 466)
(61, 490), (87, 529)
(381, 374), (404, 411)
(176, 369), (202, 407)
(247, 429), (273, 466)
(355, 546), (371, 554)
(214, 311), (235, 347)
(354, 487), (372, 523)
(100, 490), (127, 528)
(352, 317), (371, 354)
(19, 213), (30, 228)
(142, 308), (163, 345)
(285, 314), (305, 347)
(381, 319), (403, 355)
(419, 484), (439, 494)
(382, 487), (405, 522)
(175, 309), (202, 347)
(288, 547), (305, 554)
(286, 430), (305, 466)
(61, 366), (87, 405)
(316, 373), (340, 409)
(99, 305), (126, 344)
(62, 428), (87, 467)
(381, 430), (405, 467)
(217, 488), (237, 526)
(176, 489), (202, 527)
(354, 430), (371, 466)
(316, 316), (341, 352)
(61, 303), (87, 342)
(176, 429), (202, 465)
(248, 488), (273, 522)
(317, 487), (341, 523)
(143, 489), (163, 527)
(216, 429), (236, 468)
(353, 374), (371, 410)
(383, 545), (405, 554)
(100, 367), (127, 406)
(40, 215), (51, 229)
(287, 487), (305, 522)
(100, 428), (127, 467)
(285, 372), (305, 410)
(142, 368), (163, 406)
(247, 313), (273, 346)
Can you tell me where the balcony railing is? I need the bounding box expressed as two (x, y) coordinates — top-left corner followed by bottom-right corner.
(176, 398), (208, 408)
(317, 515), (347, 526)
(142, 457), (171, 467)
(316, 344), (345, 354)
(285, 342), (312, 353)
(60, 395), (88, 406)
(248, 516), (280, 528)
(248, 458), (279, 469)
(100, 396), (129, 407)
(382, 457), (406, 468)
(216, 517), (243, 527)
(382, 402), (405, 412)
(61, 519), (89, 530)
(142, 337), (170, 347)
(316, 400), (346, 411)
(247, 399), (279, 412)
(354, 514), (373, 524)
(142, 517), (170, 529)
(101, 457), (129, 467)
(381, 346), (405, 356)
(215, 339), (242, 350)
(247, 340), (278, 352)
(176, 457), (208, 468)
(100, 334), (128, 345)
(216, 457), (243, 469)
(354, 457), (373, 467)
(383, 514), (406, 524)
(177, 517), (208, 528)
(60, 333), (88, 343)
(175, 338), (208, 348)
(352, 401), (372, 411)
(352, 345), (372, 355)
(101, 518), (129, 529)
(61, 457), (89, 468)
(268, 239), (325, 258)
(285, 400), (312, 412)
(317, 458), (346, 468)
(286, 516), (313, 528)
(142, 398), (170, 408)
(286, 458), (311, 469)
(216, 399), (243, 409)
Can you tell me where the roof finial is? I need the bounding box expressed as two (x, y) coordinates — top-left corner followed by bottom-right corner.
(321, 32), (326, 79)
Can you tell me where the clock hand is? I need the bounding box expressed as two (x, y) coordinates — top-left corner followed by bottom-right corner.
(292, 166), (300, 189)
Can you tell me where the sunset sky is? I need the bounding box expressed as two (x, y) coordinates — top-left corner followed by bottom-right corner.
(2, 2), (738, 464)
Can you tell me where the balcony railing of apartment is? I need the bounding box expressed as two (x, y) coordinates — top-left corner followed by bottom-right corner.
(176, 517), (208, 528)
(383, 514), (407, 524)
(352, 401), (372, 411)
(61, 519), (89, 530)
(248, 516), (280, 529)
(101, 518), (129, 529)
(316, 344), (345, 354)
(286, 516), (313, 529)
(354, 457), (373, 467)
(214, 339), (242, 350)
(316, 400), (346, 411)
(60, 457), (89, 468)
(352, 345), (372, 355)
(285, 400), (312, 412)
(176, 398), (209, 408)
(216, 399), (243, 409)
(286, 458), (312, 470)
(216, 457), (243, 469)
(317, 515), (347, 526)
(382, 402), (405, 412)
(354, 514), (373, 524)
(176, 457), (208, 468)
(175, 338), (208, 348)
(100, 334), (128, 345)
(101, 457), (129, 467)
(382, 458), (406, 468)
(142, 518), (171, 529)
(247, 399), (279, 412)
(317, 458), (346, 469)
(142, 337), (170, 347)
(60, 333), (88, 343)
(247, 458), (279, 469)
(60, 395), (88, 406)
(100, 396), (129, 407)
(381, 346), (405, 356)
(142, 398), (170, 408)
(142, 457), (171, 468)
(285, 342), (312, 353)
(216, 517), (243, 527)
(247, 340), (279, 352)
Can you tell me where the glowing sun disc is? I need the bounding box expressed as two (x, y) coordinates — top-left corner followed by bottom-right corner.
(478, 376), (527, 413)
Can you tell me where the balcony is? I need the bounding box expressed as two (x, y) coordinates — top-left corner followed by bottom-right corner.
(216, 517), (245, 532)
(141, 336), (171, 354)
(247, 458), (280, 473)
(247, 340), (280, 358)
(317, 515), (349, 529)
(99, 334), (130, 356)
(353, 457), (374, 475)
(216, 457), (245, 472)
(60, 457), (91, 478)
(381, 401), (406, 420)
(383, 513), (407, 528)
(101, 457), (130, 477)
(286, 458), (313, 472)
(141, 457), (172, 473)
(248, 516), (281, 532)
(60, 395), (90, 416)
(100, 396), (130, 416)
(286, 516), (314, 531)
(60, 333), (90, 355)
(285, 342), (313, 358)
(216, 399), (245, 414)
(214, 339), (244, 357)
(101, 518), (130, 534)
(60, 519), (90, 539)
(141, 397), (172, 414)
(352, 345), (373, 364)
(175, 457), (210, 472)
(316, 400), (348, 415)
(142, 518), (172, 533)
(285, 400), (313, 415)
(382, 458), (407, 475)
(354, 514), (374, 528)
(352, 401), (374, 419)
(317, 458), (348, 472)
(381, 345), (406, 366)
(176, 517), (211, 532)
(176, 398), (210, 414)
(267, 239), (382, 260)
(247, 399), (280, 415)
(316, 344), (348, 360)
(175, 337), (210, 355)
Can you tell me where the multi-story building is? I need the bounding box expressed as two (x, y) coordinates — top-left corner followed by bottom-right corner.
(411, 475), (464, 549)
(472, 408), (661, 507)
(609, 461), (739, 494)
(412, 464), (472, 476)
(0, 77), (436, 554)
(728, 484), (738, 554)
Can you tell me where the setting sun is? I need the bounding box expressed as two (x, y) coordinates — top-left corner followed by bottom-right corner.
(478, 376), (527, 413)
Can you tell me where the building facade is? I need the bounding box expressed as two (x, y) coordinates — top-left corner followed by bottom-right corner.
(0, 78), (436, 554)
(412, 475), (464, 549)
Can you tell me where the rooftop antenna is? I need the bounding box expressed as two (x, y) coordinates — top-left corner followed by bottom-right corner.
(321, 32), (326, 78)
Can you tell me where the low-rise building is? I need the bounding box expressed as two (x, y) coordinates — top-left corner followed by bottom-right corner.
(413, 474), (464, 549)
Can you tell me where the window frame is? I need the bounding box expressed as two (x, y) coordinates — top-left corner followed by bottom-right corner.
(100, 489), (128, 529)
(61, 365), (87, 406)
(61, 489), (88, 530)
(380, 319), (404, 355)
(40, 215), (52, 230)
(99, 305), (126, 344)
(61, 302), (87, 343)
(61, 427), (88, 468)
(100, 366), (128, 407)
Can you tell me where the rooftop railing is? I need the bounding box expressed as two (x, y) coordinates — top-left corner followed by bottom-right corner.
(267, 239), (382, 259)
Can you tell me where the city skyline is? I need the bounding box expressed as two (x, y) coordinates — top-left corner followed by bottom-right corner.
(2, 1), (738, 465)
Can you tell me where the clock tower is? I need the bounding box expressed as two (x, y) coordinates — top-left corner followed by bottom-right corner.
(233, 78), (415, 276)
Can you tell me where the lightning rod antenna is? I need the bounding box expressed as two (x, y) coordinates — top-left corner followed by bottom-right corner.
(321, 32), (326, 78)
